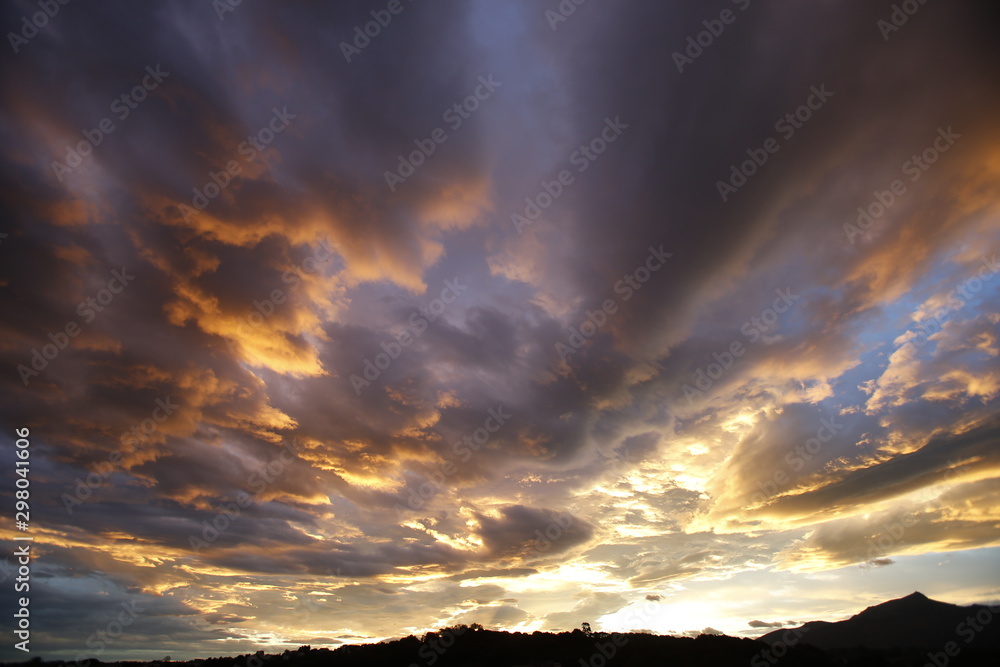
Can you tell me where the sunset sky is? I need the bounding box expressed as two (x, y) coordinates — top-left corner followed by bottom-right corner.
(2, 0), (1000, 661)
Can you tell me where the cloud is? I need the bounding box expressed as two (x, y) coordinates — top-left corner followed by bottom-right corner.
(2, 0), (1000, 659)
(544, 592), (630, 632)
(474, 505), (596, 560)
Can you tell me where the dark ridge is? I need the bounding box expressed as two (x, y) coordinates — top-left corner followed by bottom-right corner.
(761, 592), (1000, 651)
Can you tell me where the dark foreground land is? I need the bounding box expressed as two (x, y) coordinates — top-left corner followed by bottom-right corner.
(5, 627), (1000, 667)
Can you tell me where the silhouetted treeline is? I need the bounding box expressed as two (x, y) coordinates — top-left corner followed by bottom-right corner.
(7, 626), (1000, 667)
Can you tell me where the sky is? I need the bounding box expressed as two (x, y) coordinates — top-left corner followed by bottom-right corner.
(1, 0), (1000, 661)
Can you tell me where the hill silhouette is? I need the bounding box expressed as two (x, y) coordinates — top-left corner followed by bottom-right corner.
(761, 591), (1000, 652)
(1, 632), (832, 667)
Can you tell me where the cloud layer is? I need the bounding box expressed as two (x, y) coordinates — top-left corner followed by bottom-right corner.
(1, 0), (999, 659)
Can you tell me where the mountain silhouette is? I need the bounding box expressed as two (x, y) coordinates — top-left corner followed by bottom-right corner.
(760, 591), (1000, 651)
